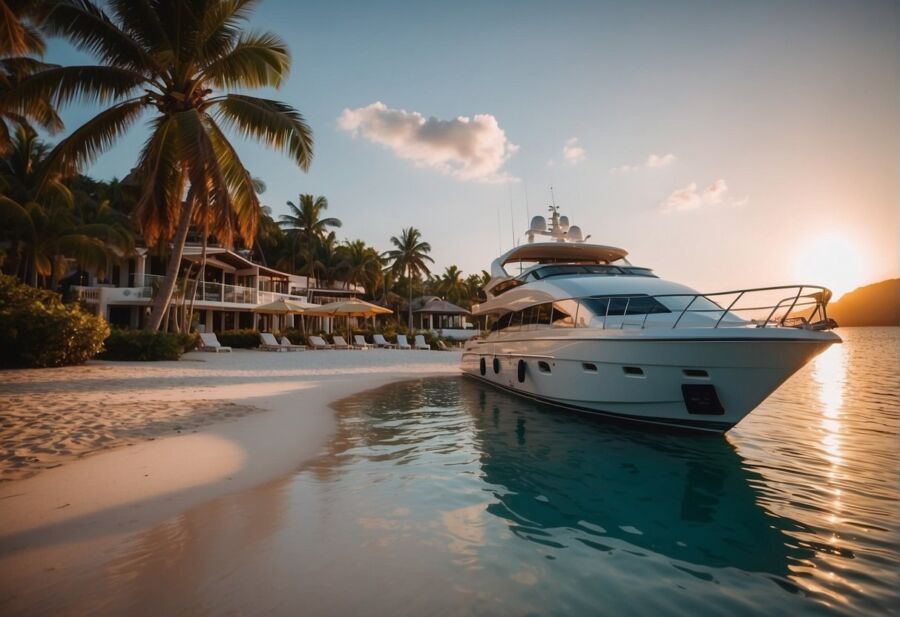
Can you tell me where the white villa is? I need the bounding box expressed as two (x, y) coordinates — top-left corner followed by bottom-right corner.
(70, 244), (361, 332)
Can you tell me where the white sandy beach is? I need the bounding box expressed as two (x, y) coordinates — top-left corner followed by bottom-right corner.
(0, 349), (460, 613)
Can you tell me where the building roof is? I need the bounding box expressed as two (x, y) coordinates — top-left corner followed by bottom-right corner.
(181, 246), (290, 279)
(413, 297), (471, 315)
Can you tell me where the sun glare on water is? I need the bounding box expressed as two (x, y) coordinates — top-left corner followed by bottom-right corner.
(794, 232), (867, 299)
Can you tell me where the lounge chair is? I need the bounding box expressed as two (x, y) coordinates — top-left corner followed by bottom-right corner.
(372, 334), (396, 349)
(199, 332), (232, 353)
(396, 334), (412, 350)
(258, 332), (287, 351)
(308, 335), (333, 350)
(280, 336), (307, 351)
(414, 335), (431, 350)
(353, 335), (372, 349)
(331, 335), (351, 349)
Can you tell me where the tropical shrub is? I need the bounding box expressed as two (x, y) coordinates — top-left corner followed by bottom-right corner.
(0, 275), (109, 368)
(101, 329), (186, 361)
(216, 329), (261, 349)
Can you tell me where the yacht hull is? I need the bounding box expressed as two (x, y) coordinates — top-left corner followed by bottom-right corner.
(461, 329), (839, 432)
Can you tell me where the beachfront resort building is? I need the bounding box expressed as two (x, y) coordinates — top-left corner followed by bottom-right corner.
(411, 296), (478, 340)
(68, 244), (361, 332)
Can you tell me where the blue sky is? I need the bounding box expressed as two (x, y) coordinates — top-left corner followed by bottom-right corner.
(44, 0), (899, 297)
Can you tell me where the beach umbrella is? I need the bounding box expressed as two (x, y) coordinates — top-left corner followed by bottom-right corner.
(253, 298), (314, 332)
(301, 299), (393, 338)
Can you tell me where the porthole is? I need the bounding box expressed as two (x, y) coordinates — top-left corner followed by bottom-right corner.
(479, 357), (486, 376)
(493, 357), (501, 374)
(683, 369), (709, 378)
(538, 361), (552, 374)
(582, 362), (598, 372)
(623, 366), (644, 376)
(517, 359), (527, 383)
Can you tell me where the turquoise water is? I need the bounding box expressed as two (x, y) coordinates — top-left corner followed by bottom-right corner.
(10, 328), (897, 616)
(283, 327), (897, 616)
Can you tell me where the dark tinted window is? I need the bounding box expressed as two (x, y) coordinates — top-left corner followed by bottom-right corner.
(535, 303), (553, 325)
(581, 295), (671, 317)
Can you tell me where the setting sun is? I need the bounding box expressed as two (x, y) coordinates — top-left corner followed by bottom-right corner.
(794, 232), (868, 300)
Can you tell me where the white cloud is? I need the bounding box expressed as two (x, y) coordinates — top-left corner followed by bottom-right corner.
(562, 137), (586, 164)
(337, 101), (518, 183)
(646, 153), (676, 168)
(660, 179), (748, 213)
(609, 152), (676, 175)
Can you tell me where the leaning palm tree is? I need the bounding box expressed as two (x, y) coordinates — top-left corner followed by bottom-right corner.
(384, 227), (433, 330)
(279, 194), (340, 288)
(6, 0), (314, 330)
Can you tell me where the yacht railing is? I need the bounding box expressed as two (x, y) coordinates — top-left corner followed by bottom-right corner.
(485, 285), (835, 332)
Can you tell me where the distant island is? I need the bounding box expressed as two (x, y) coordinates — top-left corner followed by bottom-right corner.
(828, 279), (900, 327)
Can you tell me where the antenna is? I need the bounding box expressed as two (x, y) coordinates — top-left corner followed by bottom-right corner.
(523, 181), (530, 224)
(550, 185), (557, 208)
(508, 184), (516, 247)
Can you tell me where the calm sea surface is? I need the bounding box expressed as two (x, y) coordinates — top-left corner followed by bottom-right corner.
(18, 328), (900, 616)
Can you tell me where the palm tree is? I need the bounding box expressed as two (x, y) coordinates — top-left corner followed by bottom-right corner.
(0, 125), (128, 286)
(279, 194), (341, 288)
(384, 227), (433, 330)
(7, 0), (314, 330)
(437, 265), (467, 305)
(0, 0), (63, 155)
(340, 239), (383, 296)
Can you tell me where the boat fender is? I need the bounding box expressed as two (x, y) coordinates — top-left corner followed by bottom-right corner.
(479, 357), (486, 376)
(517, 359), (527, 383)
(493, 357), (501, 374)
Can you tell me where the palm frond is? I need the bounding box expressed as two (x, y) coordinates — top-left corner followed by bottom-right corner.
(43, 98), (145, 179)
(204, 115), (259, 245)
(133, 115), (183, 245)
(200, 32), (289, 89)
(195, 0), (261, 62)
(106, 0), (169, 56)
(213, 94), (313, 170)
(2, 65), (145, 112)
(42, 0), (157, 73)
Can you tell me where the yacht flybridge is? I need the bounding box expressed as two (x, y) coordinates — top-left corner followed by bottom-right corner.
(461, 205), (840, 432)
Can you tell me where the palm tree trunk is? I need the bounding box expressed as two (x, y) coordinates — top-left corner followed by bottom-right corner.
(144, 201), (195, 331)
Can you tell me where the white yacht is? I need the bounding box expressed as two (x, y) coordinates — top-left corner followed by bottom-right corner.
(461, 205), (841, 432)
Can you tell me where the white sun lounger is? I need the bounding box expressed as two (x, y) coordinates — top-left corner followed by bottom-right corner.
(258, 332), (286, 351)
(353, 335), (372, 349)
(396, 334), (412, 350)
(413, 335), (431, 350)
(199, 332), (232, 352)
(331, 335), (351, 349)
(308, 335), (333, 350)
(372, 334), (396, 349)
(280, 336), (307, 351)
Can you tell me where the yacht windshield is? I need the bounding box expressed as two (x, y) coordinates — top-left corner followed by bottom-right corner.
(525, 264), (657, 281)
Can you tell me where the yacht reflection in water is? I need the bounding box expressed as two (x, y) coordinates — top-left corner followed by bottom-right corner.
(456, 378), (809, 580)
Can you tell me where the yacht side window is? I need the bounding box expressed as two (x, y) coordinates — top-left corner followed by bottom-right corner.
(551, 299), (579, 328)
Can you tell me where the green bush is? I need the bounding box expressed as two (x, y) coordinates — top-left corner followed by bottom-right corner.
(0, 275), (109, 368)
(176, 332), (199, 353)
(215, 329), (260, 348)
(280, 328), (305, 345)
(101, 329), (186, 361)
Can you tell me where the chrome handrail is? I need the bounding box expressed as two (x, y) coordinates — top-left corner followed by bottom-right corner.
(482, 284), (833, 332)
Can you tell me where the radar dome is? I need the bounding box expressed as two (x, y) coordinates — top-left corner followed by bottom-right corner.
(567, 225), (583, 242)
(530, 216), (547, 232)
(558, 215), (570, 231)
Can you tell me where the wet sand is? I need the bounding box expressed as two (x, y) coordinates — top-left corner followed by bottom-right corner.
(0, 349), (460, 615)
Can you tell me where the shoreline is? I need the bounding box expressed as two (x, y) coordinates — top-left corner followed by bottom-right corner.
(0, 351), (460, 573)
